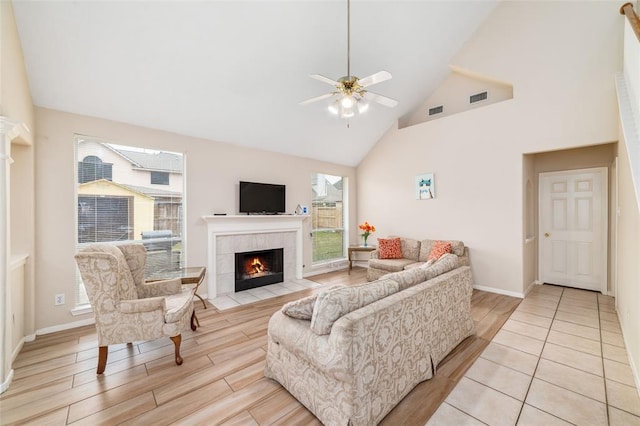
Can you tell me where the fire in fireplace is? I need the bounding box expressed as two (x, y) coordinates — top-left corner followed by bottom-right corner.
(235, 248), (284, 292)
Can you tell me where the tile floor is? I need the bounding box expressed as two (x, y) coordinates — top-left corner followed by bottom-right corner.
(428, 284), (640, 426)
(208, 278), (323, 310)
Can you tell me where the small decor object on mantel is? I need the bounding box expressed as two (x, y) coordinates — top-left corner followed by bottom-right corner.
(416, 173), (435, 200)
(358, 221), (376, 246)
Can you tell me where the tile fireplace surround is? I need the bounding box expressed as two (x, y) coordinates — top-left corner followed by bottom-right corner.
(202, 215), (307, 299)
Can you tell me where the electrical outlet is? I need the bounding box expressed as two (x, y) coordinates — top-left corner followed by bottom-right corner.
(55, 293), (65, 306)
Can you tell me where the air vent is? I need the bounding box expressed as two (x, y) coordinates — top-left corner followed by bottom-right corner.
(470, 91), (488, 104)
(428, 105), (444, 116)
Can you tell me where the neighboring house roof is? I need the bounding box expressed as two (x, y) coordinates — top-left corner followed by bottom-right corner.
(78, 179), (181, 199)
(121, 183), (182, 198)
(78, 179), (155, 200)
(112, 147), (183, 173)
(313, 181), (343, 204)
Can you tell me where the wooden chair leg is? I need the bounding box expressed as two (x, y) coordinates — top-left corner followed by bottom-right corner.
(170, 335), (183, 365)
(191, 311), (199, 331)
(97, 346), (108, 374)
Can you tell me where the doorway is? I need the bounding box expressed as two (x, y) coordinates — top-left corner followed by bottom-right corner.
(538, 167), (608, 292)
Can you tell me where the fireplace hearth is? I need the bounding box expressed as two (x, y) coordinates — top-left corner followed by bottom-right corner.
(235, 248), (284, 292)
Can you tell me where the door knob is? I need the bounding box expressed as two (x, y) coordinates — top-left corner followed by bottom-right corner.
(544, 232), (550, 238)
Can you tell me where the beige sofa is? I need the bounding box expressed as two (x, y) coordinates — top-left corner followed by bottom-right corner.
(367, 237), (470, 281)
(264, 256), (474, 426)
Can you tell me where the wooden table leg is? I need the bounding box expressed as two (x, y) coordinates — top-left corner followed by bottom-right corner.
(194, 293), (207, 309)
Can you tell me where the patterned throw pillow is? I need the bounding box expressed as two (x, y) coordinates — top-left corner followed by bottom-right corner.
(427, 240), (452, 261)
(378, 237), (403, 259)
(281, 285), (343, 320)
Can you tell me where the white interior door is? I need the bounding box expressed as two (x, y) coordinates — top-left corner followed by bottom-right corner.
(539, 168), (607, 292)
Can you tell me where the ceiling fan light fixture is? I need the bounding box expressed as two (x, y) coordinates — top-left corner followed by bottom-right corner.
(300, 0), (398, 121)
(340, 106), (355, 119)
(340, 95), (355, 109)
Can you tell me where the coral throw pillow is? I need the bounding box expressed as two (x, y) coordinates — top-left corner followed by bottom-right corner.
(378, 237), (403, 259)
(428, 241), (452, 261)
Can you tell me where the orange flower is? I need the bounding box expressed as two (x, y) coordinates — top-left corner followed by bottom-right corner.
(358, 221), (376, 234)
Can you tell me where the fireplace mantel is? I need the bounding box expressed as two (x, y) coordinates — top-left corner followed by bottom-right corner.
(202, 215), (309, 298)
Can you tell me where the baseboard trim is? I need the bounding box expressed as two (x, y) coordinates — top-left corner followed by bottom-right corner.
(523, 280), (543, 296)
(304, 262), (348, 277)
(36, 317), (95, 336)
(619, 312), (640, 398)
(0, 369), (14, 394)
(473, 284), (524, 299)
(10, 338), (25, 365)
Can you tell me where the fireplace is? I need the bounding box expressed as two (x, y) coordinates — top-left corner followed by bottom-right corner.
(235, 248), (284, 292)
(203, 215), (305, 298)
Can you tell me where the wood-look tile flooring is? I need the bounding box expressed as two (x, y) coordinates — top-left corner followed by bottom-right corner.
(1, 268), (520, 425)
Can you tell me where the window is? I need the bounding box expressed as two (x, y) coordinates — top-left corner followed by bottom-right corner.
(311, 173), (345, 263)
(78, 155), (113, 183)
(150, 171), (169, 185)
(75, 137), (185, 305)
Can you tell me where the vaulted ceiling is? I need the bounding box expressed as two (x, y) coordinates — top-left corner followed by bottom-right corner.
(12, 1), (497, 166)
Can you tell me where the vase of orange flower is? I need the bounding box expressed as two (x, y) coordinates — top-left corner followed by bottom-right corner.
(358, 221), (376, 247)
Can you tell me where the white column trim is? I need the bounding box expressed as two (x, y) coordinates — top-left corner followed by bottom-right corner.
(0, 116), (21, 394)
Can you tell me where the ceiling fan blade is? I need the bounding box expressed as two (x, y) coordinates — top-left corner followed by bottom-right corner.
(366, 91), (399, 108)
(299, 92), (335, 106)
(309, 74), (340, 87)
(358, 71), (392, 88)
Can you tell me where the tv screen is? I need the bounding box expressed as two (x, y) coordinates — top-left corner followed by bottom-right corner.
(239, 181), (286, 214)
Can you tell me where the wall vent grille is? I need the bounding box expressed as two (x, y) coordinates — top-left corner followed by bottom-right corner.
(428, 105), (444, 116)
(470, 91), (488, 104)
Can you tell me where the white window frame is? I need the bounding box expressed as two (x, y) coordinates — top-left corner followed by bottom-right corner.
(311, 173), (348, 265)
(73, 135), (186, 308)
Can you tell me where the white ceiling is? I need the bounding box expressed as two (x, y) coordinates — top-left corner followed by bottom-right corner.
(12, 0), (497, 166)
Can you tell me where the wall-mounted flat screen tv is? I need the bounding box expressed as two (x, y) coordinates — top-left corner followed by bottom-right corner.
(239, 181), (286, 214)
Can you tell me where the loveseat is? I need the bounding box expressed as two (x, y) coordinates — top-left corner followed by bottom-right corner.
(264, 254), (474, 425)
(367, 237), (470, 281)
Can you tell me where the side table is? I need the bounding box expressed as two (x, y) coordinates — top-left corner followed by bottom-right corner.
(348, 246), (376, 274)
(147, 266), (207, 309)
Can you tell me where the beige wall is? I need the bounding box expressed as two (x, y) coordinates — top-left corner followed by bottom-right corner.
(357, 1), (621, 296)
(1, 1), (34, 134)
(616, 129), (640, 390)
(401, 68), (513, 128)
(34, 107), (356, 329)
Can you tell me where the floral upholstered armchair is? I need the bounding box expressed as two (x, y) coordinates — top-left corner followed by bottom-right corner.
(75, 243), (197, 374)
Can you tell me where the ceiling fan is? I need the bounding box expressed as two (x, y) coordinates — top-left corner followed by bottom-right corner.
(300, 0), (398, 120)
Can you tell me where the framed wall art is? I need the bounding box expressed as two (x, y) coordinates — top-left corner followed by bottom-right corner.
(416, 173), (435, 200)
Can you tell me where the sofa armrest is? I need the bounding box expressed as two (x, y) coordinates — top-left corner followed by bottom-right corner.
(369, 250), (380, 259)
(458, 247), (470, 267)
(267, 312), (353, 382)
